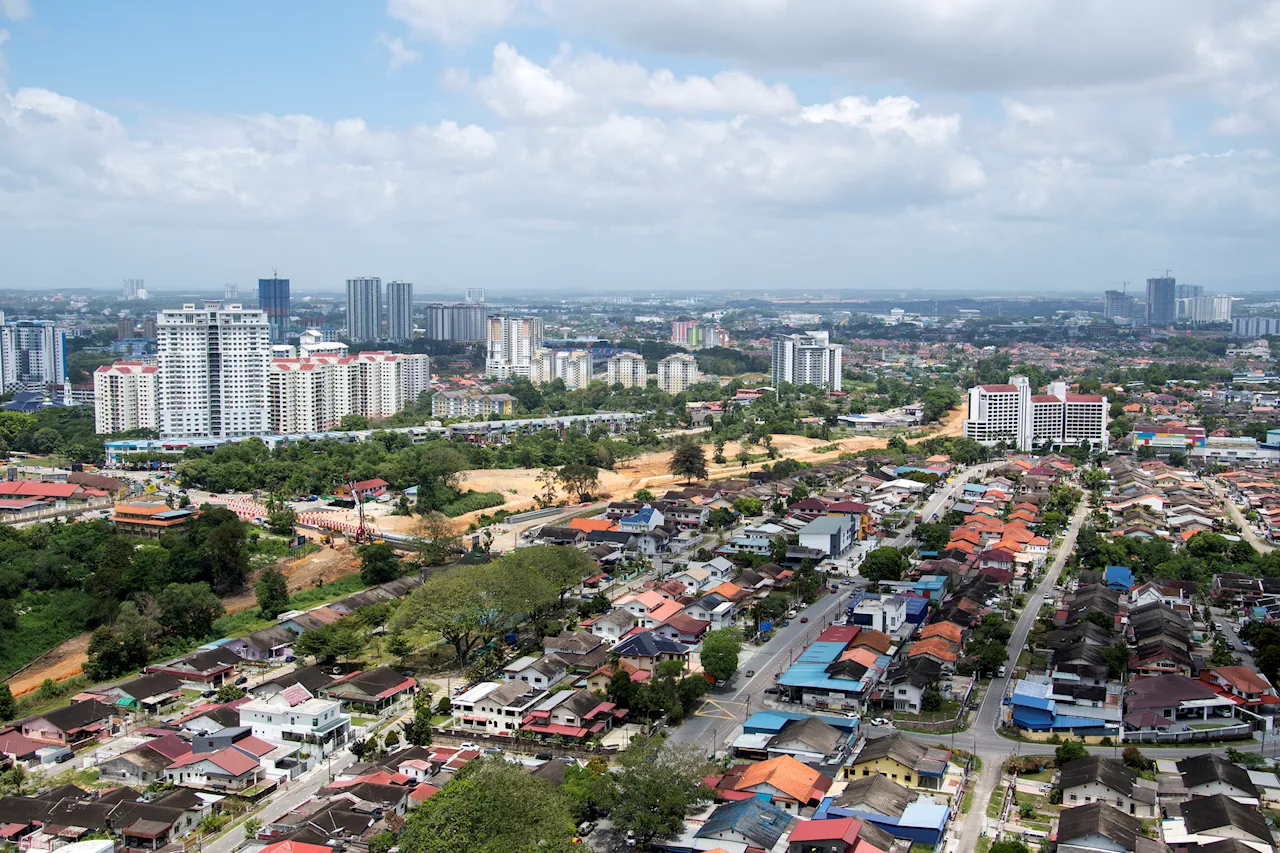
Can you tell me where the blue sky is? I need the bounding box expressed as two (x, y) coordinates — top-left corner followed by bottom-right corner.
(2, 1), (1279, 295)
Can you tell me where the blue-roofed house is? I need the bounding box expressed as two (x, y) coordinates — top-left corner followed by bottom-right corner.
(1006, 678), (1121, 738)
(778, 642), (875, 711)
(1103, 565), (1135, 592)
(897, 596), (930, 625)
(668, 797), (793, 853)
(821, 774), (953, 846)
(618, 506), (663, 533)
(741, 710), (860, 737)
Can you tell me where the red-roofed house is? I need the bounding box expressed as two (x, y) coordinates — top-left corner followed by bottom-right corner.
(1201, 667), (1279, 707)
(165, 747), (261, 791)
(335, 479), (390, 500)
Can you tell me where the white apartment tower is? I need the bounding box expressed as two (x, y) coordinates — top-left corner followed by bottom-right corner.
(963, 376), (1108, 451)
(657, 353), (701, 394)
(400, 353), (431, 405)
(528, 348), (593, 389)
(386, 280), (414, 342)
(268, 359), (326, 434)
(156, 302), (270, 438)
(486, 316), (544, 379)
(93, 362), (158, 434)
(771, 332), (843, 391)
(346, 277), (383, 342)
(0, 318), (67, 394)
(607, 352), (647, 388)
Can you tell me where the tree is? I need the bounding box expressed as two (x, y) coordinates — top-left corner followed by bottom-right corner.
(1055, 740), (1087, 765)
(85, 602), (151, 680)
(633, 488), (655, 503)
(1210, 632), (1236, 666)
(157, 582), (225, 640)
(255, 568), (290, 619)
(392, 565), (505, 665)
(399, 759), (579, 853)
(732, 496), (763, 517)
(736, 448), (752, 468)
(557, 464), (600, 501)
(990, 840), (1031, 853)
(502, 545), (596, 605)
(388, 632), (412, 665)
(914, 522), (951, 552)
(921, 687), (943, 712)
(0, 683), (14, 722)
(669, 441), (708, 483)
(535, 467), (559, 509)
(1085, 611), (1114, 633)
(405, 688), (435, 747)
(204, 519), (249, 594)
(415, 512), (461, 566)
(701, 628), (742, 682)
(266, 507), (298, 537)
(707, 507), (736, 529)
(861, 547), (907, 583)
(293, 619), (365, 665)
(216, 684), (247, 703)
(610, 736), (712, 846)
(887, 435), (909, 454)
(359, 542), (402, 585)
(1122, 746), (1153, 772)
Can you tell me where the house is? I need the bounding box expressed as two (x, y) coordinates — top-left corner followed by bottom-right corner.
(164, 747), (262, 791)
(907, 637), (958, 669)
(237, 685), (351, 755)
(98, 735), (192, 786)
(21, 699), (115, 745)
(617, 506), (664, 533)
(334, 478), (390, 500)
(1058, 757), (1158, 817)
(763, 717), (852, 765)
(519, 689), (619, 742)
(589, 609), (636, 643)
(683, 592), (739, 629)
(544, 631), (605, 658)
(537, 526), (586, 546)
(1103, 565), (1135, 591)
(1173, 794), (1273, 851)
(1177, 755), (1259, 800)
(501, 654), (570, 690)
(451, 681), (545, 734)
(846, 733), (951, 790)
(320, 668), (417, 714)
(723, 754), (833, 813)
(671, 566), (712, 595)
(847, 595), (907, 635)
(654, 613), (712, 645)
(1200, 667), (1278, 708)
(693, 797), (794, 851)
(826, 774), (952, 847)
(224, 624), (299, 662)
(614, 632), (691, 674)
(1055, 802), (1163, 853)
(880, 657), (942, 715)
(146, 646), (240, 689)
(91, 672), (184, 715)
(1125, 675), (1235, 723)
(785, 815), (898, 853)
(110, 504), (201, 538)
(797, 516), (854, 558)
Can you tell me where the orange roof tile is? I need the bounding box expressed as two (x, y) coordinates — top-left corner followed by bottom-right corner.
(568, 518), (617, 532)
(909, 637), (959, 662)
(734, 755), (823, 803)
(920, 622), (962, 644)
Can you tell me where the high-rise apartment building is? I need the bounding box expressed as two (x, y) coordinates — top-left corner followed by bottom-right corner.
(386, 281), (414, 342)
(268, 359), (326, 434)
(117, 316), (135, 341)
(657, 353), (701, 394)
(607, 352), (647, 388)
(122, 279), (147, 300)
(156, 301), (270, 438)
(671, 320), (729, 349)
(1175, 283), (1203, 299)
(771, 332), (843, 391)
(424, 304), (487, 341)
(1146, 277), (1176, 326)
(258, 277), (291, 342)
(267, 351), (409, 433)
(401, 353), (431, 405)
(465, 288), (485, 304)
(346, 277), (383, 342)
(486, 316), (544, 379)
(93, 362), (158, 434)
(224, 283), (238, 301)
(963, 376), (1108, 451)
(1233, 317), (1280, 337)
(141, 317), (157, 339)
(1177, 295), (1233, 325)
(0, 318), (67, 394)
(527, 348), (592, 389)
(1103, 290), (1142, 322)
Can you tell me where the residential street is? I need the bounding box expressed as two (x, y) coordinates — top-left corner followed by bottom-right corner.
(1216, 484), (1274, 553)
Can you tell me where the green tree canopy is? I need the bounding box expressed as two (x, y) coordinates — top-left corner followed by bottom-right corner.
(861, 547), (907, 582)
(669, 441), (708, 483)
(700, 628), (742, 682)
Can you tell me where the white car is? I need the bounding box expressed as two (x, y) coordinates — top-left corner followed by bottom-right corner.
(868, 717), (890, 727)
(459, 741), (479, 750)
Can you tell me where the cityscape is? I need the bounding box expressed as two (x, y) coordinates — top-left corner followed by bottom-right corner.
(4, 5), (1280, 853)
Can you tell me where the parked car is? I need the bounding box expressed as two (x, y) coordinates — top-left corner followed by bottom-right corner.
(535, 752), (554, 761)
(483, 746), (503, 755)
(868, 717), (890, 727)
(799, 616), (809, 623)
(234, 675), (248, 685)
(460, 742), (479, 750)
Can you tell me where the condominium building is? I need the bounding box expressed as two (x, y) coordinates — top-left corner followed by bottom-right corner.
(432, 389), (516, 419)
(401, 353), (431, 405)
(1146, 276), (1176, 326)
(123, 279), (147, 300)
(465, 287), (485, 304)
(657, 353), (701, 394)
(424, 303), (488, 342)
(386, 280), (414, 342)
(963, 376), (1108, 451)
(257, 277), (291, 342)
(1102, 290), (1142, 322)
(0, 318), (67, 394)
(1234, 317), (1280, 337)
(355, 351), (405, 419)
(93, 362), (158, 434)
(1176, 295), (1233, 325)
(346, 277), (383, 342)
(267, 351), (409, 433)
(156, 302), (270, 438)
(529, 348), (593, 389)
(486, 316), (544, 379)
(671, 320), (728, 349)
(299, 329), (349, 358)
(268, 359), (326, 434)
(771, 332), (843, 391)
(607, 352), (647, 388)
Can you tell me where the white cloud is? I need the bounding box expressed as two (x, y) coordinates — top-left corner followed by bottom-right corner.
(475, 42), (577, 119)
(376, 33), (421, 71)
(386, 0), (518, 43)
(0, 0), (30, 22)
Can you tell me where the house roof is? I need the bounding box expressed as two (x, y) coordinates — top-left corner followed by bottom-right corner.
(1210, 666), (1273, 694)
(1177, 755), (1258, 797)
(734, 755), (826, 803)
(614, 632), (689, 659)
(920, 622), (962, 644)
(695, 798), (792, 849)
(908, 637), (958, 663)
(36, 699), (114, 732)
(1126, 674), (1218, 710)
(833, 773), (916, 816)
(769, 717), (845, 756)
(1059, 757), (1139, 797)
(1056, 802), (1142, 850)
(851, 630), (892, 654)
(854, 733), (929, 771)
(1180, 793), (1271, 843)
(168, 747), (258, 777)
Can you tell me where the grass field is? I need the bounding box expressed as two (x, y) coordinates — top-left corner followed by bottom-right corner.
(212, 572), (366, 637)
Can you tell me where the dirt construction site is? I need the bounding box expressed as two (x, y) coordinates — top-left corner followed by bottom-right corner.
(4, 408), (964, 696)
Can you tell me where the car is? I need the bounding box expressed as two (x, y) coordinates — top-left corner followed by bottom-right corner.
(799, 616), (809, 623)
(483, 746), (504, 755)
(460, 741), (479, 750)
(234, 676), (248, 685)
(779, 620), (790, 627)
(535, 752), (554, 761)
(997, 665), (1007, 678)
(869, 717), (890, 727)
(764, 686), (781, 695)
(745, 670), (755, 677)
(625, 830), (637, 847)
(714, 680), (726, 689)
(558, 755), (576, 764)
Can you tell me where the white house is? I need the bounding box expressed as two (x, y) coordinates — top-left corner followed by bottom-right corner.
(237, 684), (350, 755)
(451, 681), (545, 733)
(501, 654), (569, 690)
(590, 609), (636, 644)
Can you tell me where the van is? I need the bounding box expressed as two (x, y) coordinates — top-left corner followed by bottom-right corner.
(997, 665), (1007, 678)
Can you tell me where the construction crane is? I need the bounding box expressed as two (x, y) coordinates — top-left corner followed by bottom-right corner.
(346, 478), (382, 545)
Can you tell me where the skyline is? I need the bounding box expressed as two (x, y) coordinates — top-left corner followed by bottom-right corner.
(2, 2), (1280, 292)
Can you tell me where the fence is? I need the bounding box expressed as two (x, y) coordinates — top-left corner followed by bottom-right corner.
(505, 506), (565, 524)
(1123, 723), (1253, 743)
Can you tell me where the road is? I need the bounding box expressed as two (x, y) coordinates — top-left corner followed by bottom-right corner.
(1216, 484), (1274, 553)
(885, 462), (1002, 548)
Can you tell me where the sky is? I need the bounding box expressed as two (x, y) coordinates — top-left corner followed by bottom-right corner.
(2, 1), (1280, 295)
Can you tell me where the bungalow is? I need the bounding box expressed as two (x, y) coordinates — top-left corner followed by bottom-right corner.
(146, 647), (240, 689)
(846, 733), (951, 790)
(1057, 757), (1158, 817)
(614, 632), (691, 674)
(589, 608), (636, 644)
(451, 681), (545, 734)
(1200, 667), (1279, 708)
(501, 654), (570, 690)
(1169, 794), (1273, 851)
(91, 672), (184, 715)
(21, 699), (116, 746)
(224, 624), (299, 662)
(721, 754), (833, 814)
(654, 613), (712, 645)
(1054, 802), (1154, 853)
(826, 774), (952, 847)
(334, 478), (390, 501)
(684, 592), (739, 629)
(165, 747), (262, 792)
(98, 735), (192, 786)
(691, 798), (795, 852)
(520, 688), (619, 742)
(1177, 755), (1259, 800)
(320, 668), (417, 714)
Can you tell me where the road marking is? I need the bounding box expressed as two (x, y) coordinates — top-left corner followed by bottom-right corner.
(695, 698), (747, 720)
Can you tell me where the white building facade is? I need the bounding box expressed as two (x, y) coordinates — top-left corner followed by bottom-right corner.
(657, 353), (701, 394)
(963, 376), (1109, 451)
(0, 318), (67, 394)
(486, 316), (544, 379)
(771, 332), (843, 391)
(607, 352), (647, 388)
(93, 362), (158, 434)
(346, 277), (383, 342)
(157, 302), (270, 439)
